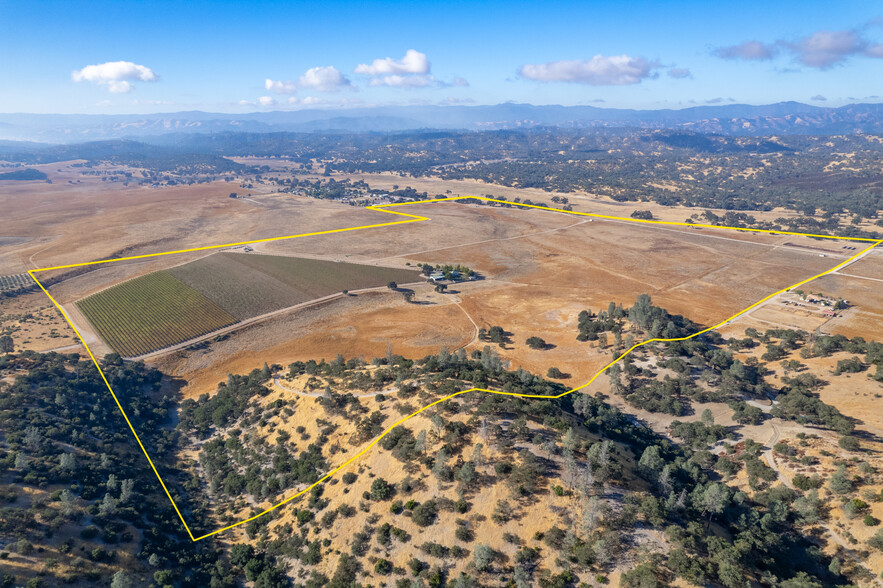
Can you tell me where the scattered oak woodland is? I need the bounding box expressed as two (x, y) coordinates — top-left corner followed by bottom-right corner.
(2, 295), (882, 587)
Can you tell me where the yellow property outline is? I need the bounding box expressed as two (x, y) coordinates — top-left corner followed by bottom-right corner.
(26, 196), (882, 541)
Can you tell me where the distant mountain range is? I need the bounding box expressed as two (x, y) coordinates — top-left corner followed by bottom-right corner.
(1, 102), (883, 143)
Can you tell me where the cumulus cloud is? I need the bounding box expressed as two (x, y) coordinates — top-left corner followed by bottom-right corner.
(667, 67), (691, 78)
(298, 66), (351, 91)
(265, 79), (298, 94)
(265, 66), (352, 95)
(353, 49), (443, 88)
(712, 41), (777, 61)
(355, 49), (430, 75)
(72, 61), (157, 93)
(518, 55), (660, 85)
(811, 94), (827, 101)
(258, 96), (276, 107)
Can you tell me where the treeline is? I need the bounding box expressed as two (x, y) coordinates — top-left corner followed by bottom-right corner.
(0, 167), (47, 181)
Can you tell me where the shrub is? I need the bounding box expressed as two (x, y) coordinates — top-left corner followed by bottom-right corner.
(455, 525), (474, 542)
(869, 529), (883, 551)
(838, 436), (861, 452)
(526, 336), (547, 350)
(473, 543), (494, 572)
(374, 558), (392, 574)
(547, 367), (566, 379)
(494, 462), (512, 476)
(412, 500), (438, 527)
(342, 472), (357, 484)
(792, 474), (823, 491)
(829, 465), (853, 494)
(370, 477), (392, 501)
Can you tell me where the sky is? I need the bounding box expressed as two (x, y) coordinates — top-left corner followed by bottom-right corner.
(0, 0), (881, 114)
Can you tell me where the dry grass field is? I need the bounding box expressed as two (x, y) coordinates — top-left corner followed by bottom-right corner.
(0, 161), (388, 276)
(0, 289), (80, 353)
(6, 172), (878, 404)
(133, 199), (874, 406)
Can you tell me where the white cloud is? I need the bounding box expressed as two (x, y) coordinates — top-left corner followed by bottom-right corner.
(369, 74), (436, 87)
(667, 67), (691, 79)
(518, 55), (660, 85)
(72, 61), (158, 93)
(258, 96), (276, 107)
(452, 77), (469, 87)
(266, 66), (352, 95)
(298, 66), (351, 92)
(353, 50), (440, 89)
(355, 49), (430, 75)
(712, 41), (777, 61)
(287, 96), (326, 106)
(265, 79), (298, 94)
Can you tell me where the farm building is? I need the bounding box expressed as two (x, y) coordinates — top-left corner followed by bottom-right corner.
(429, 272), (445, 281)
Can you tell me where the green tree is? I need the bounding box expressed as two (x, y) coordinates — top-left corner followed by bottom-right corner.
(488, 326), (506, 344)
(525, 336), (547, 350)
(473, 543), (494, 572)
(837, 435), (860, 451)
(638, 445), (664, 480)
(829, 464), (852, 494)
(110, 571), (133, 588)
(699, 483), (730, 530)
(371, 477), (392, 501)
(701, 408), (714, 426)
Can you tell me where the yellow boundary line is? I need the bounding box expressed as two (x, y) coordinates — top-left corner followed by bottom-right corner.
(26, 196), (882, 541)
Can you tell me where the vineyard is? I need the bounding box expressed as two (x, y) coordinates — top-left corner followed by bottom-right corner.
(76, 272), (237, 357)
(76, 253), (419, 357)
(168, 252), (420, 320)
(0, 273), (35, 292)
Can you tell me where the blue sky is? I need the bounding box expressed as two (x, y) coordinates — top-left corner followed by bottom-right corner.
(0, 0), (881, 113)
